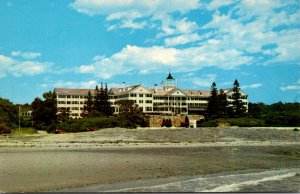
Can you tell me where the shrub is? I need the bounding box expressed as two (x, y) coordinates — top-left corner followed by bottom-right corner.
(198, 117), (266, 127)
(0, 123), (12, 134)
(56, 116), (139, 133)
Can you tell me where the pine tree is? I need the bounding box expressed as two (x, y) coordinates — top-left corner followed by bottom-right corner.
(82, 90), (93, 117)
(99, 83), (105, 111)
(93, 85), (102, 115)
(104, 83), (113, 116)
(217, 89), (228, 117)
(232, 79), (246, 117)
(208, 82), (218, 117)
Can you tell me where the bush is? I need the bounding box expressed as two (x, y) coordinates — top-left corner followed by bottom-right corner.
(198, 117), (266, 127)
(162, 118), (172, 127)
(56, 116), (140, 133)
(0, 123), (12, 134)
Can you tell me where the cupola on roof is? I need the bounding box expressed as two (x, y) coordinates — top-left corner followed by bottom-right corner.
(166, 72), (175, 80)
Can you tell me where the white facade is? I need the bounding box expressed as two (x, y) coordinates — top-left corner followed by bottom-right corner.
(54, 73), (248, 118)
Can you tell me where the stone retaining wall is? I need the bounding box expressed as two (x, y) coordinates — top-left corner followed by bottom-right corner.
(148, 115), (204, 127)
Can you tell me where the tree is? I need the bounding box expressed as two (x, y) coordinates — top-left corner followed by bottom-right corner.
(82, 90), (94, 117)
(217, 89), (228, 117)
(103, 83), (113, 116)
(92, 84), (112, 117)
(116, 100), (145, 127)
(208, 82), (218, 117)
(57, 107), (70, 122)
(31, 91), (57, 130)
(0, 97), (18, 127)
(232, 79), (246, 117)
(93, 85), (101, 114)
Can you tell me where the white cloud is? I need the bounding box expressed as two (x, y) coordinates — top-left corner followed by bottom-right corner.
(156, 16), (199, 38)
(78, 44), (252, 79)
(11, 51), (41, 59)
(164, 33), (200, 46)
(280, 79), (300, 92)
(202, 1), (300, 65)
(70, 0), (200, 37)
(70, 0), (200, 17)
(9, 61), (50, 77)
(0, 54), (49, 78)
(185, 74), (217, 87)
(280, 85), (300, 91)
(51, 80), (99, 89)
(0, 54), (15, 67)
(241, 83), (263, 89)
(207, 0), (236, 10)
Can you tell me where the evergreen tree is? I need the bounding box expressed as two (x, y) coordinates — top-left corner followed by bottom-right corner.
(104, 83), (113, 116)
(208, 82), (218, 117)
(99, 83), (105, 111)
(82, 90), (94, 117)
(217, 89), (228, 117)
(93, 85), (102, 114)
(92, 84), (113, 117)
(232, 79), (246, 117)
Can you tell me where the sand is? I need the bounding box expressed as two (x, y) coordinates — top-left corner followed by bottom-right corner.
(0, 127), (299, 192)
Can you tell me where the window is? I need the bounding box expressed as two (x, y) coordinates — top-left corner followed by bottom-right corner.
(146, 100), (152, 103)
(58, 95), (66, 98)
(58, 101), (66, 104)
(67, 95), (71, 98)
(67, 101), (71, 104)
(73, 95), (79, 98)
(146, 107), (152, 111)
(139, 100), (143, 103)
(72, 101), (79, 104)
(139, 94), (143, 97)
(130, 93), (137, 97)
(71, 107), (79, 110)
(146, 94), (152, 97)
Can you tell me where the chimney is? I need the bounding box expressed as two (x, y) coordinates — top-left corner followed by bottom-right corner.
(122, 82), (125, 91)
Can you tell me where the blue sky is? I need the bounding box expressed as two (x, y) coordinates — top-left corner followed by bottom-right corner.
(0, 0), (299, 104)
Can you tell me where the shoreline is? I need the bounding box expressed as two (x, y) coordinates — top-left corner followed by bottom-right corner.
(1, 141), (300, 152)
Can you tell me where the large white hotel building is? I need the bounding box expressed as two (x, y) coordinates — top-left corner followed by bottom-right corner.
(54, 73), (248, 118)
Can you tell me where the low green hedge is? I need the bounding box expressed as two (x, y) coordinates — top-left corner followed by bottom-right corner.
(199, 117), (266, 127)
(56, 116), (138, 133)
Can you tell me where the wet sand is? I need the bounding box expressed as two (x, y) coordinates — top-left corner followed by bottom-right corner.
(1, 145), (300, 192)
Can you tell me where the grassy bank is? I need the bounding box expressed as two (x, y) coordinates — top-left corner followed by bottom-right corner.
(11, 128), (38, 135)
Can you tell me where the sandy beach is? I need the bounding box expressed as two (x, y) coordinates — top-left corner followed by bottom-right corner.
(0, 127), (299, 192)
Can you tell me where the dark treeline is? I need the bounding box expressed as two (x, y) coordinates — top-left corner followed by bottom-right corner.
(205, 79), (300, 127)
(248, 102), (300, 126)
